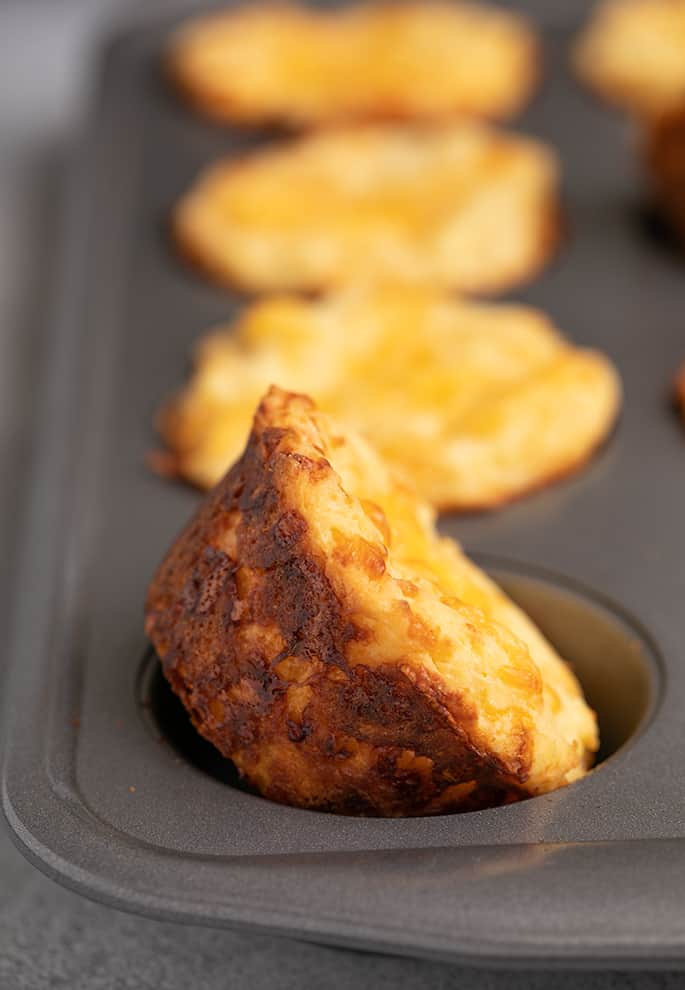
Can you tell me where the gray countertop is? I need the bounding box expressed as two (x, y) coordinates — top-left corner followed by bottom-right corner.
(0, 2), (683, 986)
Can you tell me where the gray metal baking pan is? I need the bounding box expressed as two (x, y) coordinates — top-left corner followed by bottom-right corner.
(3, 0), (685, 969)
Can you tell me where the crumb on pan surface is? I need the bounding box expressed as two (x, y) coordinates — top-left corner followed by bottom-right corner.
(157, 287), (621, 510)
(173, 122), (559, 295)
(145, 387), (598, 817)
(575, 0), (685, 116)
(167, 1), (538, 127)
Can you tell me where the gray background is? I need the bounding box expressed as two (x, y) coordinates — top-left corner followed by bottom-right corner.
(0, 1), (683, 986)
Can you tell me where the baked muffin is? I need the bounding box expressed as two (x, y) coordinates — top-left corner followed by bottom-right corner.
(157, 287), (621, 510)
(168, 1), (538, 128)
(576, 0), (685, 244)
(173, 122), (559, 295)
(575, 0), (685, 116)
(146, 387), (598, 816)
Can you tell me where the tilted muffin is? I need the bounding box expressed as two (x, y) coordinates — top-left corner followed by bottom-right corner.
(575, 0), (685, 116)
(146, 387), (598, 817)
(168, 1), (538, 128)
(156, 287), (621, 510)
(173, 123), (559, 295)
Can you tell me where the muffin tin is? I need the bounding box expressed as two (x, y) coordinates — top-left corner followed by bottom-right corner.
(3, 0), (685, 968)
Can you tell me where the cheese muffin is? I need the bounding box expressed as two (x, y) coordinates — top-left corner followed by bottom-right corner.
(157, 288), (621, 510)
(146, 387), (598, 816)
(168, 1), (538, 127)
(575, 0), (685, 116)
(173, 122), (559, 295)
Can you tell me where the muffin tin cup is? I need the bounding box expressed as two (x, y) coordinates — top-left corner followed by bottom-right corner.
(3, 1), (685, 968)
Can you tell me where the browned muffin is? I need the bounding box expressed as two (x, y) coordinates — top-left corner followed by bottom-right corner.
(575, 0), (685, 116)
(168, 1), (539, 128)
(156, 287), (621, 510)
(173, 122), (560, 296)
(145, 387), (598, 817)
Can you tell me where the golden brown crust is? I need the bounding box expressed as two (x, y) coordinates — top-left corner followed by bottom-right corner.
(167, 2), (539, 129)
(172, 123), (560, 295)
(148, 440), (523, 816)
(645, 107), (685, 245)
(146, 387), (597, 816)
